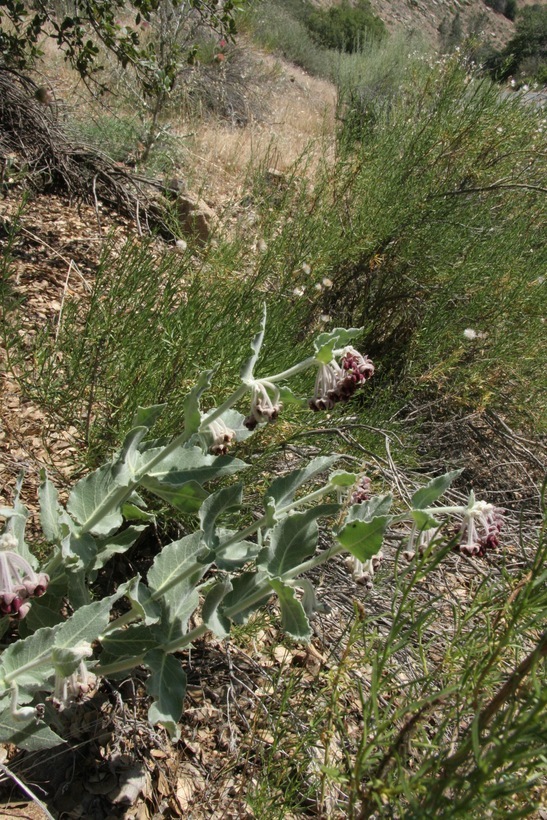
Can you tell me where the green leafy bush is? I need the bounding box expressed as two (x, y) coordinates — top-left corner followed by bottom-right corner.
(483, 0), (517, 22)
(487, 3), (547, 82)
(306, 0), (386, 54)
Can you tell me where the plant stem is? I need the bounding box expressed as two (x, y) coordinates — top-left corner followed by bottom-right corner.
(262, 355), (317, 384)
(198, 383), (249, 430)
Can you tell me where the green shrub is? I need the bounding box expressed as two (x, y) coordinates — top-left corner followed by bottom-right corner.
(306, 0), (386, 54)
(487, 3), (547, 81)
(241, 0), (332, 76)
(483, 0), (517, 21)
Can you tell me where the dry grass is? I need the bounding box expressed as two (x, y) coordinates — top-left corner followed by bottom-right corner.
(176, 53), (337, 203)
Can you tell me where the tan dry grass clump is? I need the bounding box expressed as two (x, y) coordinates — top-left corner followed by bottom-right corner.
(178, 54), (337, 204)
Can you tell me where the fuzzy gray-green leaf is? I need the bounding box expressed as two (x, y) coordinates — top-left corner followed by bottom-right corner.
(202, 579), (233, 638)
(0, 707), (65, 752)
(261, 504), (339, 577)
(140, 476), (208, 513)
(240, 304), (267, 381)
(266, 455), (340, 510)
(67, 464), (124, 536)
(411, 470), (463, 510)
(145, 649), (186, 739)
(39, 469), (61, 543)
(199, 483), (243, 548)
(269, 579), (312, 641)
(336, 516), (390, 560)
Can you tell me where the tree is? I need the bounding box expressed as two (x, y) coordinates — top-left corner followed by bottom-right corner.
(486, 3), (547, 81)
(0, 0), (244, 91)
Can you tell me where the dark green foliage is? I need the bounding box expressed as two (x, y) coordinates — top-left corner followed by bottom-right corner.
(483, 0), (517, 21)
(306, 0), (386, 53)
(487, 3), (547, 81)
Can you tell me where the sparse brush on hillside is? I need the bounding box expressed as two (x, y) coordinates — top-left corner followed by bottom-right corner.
(3, 51), (545, 459)
(486, 3), (547, 84)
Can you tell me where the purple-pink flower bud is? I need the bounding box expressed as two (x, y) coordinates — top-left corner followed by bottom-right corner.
(310, 347), (374, 412)
(0, 533), (49, 619)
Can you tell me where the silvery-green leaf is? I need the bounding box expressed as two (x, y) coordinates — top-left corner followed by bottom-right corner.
(140, 477), (208, 513)
(54, 585), (130, 652)
(67, 464), (124, 536)
(410, 510), (442, 530)
(99, 624), (157, 668)
(121, 502), (155, 522)
(38, 469), (61, 543)
(313, 327), (363, 363)
(183, 369), (217, 437)
(124, 580), (162, 625)
(240, 304), (267, 381)
(260, 505), (339, 577)
(66, 570), (90, 609)
(200, 484), (243, 548)
(329, 470), (358, 487)
(345, 494), (393, 523)
(145, 649), (186, 739)
(111, 426), (149, 484)
(221, 571), (272, 625)
(336, 516), (390, 560)
(0, 626), (57, 693)
(263, 497), (277, 529)
(93, 524), (147, 571)
(411, 470), (463, 510)
(147, 533), (206, 643)
(202, 579), (233, 639)
(266, 455), (340, 510)
(0, 706), (65, 752)
(214, 530), (261, 570)
(61, 530), (97, 572)
(297, 578), (330, 616)
(156, 586), (199, 645)
(269, 579), (311, 641)
(132, 404), (165, 430)
(139, 446), (247, 483)
(147, 533), (207, 599)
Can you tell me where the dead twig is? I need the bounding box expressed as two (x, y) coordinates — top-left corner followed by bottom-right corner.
(0, 760), (56, 820)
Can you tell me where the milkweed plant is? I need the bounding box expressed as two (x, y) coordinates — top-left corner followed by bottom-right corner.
(0, 310), (504, 749)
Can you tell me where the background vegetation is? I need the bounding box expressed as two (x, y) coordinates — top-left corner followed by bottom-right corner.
(0, 0), (546, 815)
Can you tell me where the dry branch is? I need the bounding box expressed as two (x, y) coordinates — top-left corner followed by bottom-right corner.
(0, 69), (174, 238)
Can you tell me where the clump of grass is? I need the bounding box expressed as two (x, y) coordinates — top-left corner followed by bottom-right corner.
(241, 0), (333, 77)
(68, 112), (142, 163)
(244, 499), (547, 818)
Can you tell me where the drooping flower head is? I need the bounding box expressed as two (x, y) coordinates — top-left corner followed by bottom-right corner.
(207, 417), (236, 455)
(309, 346), (374, 411)
(458, 494), (504, 557)
(0, 532), (49, 619)
(244, 381), (282, 430)
(52, 659), (97, 711)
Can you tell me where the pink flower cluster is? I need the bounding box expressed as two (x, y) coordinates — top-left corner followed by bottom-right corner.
(0, 533), (49, 619)
(459, 500), (505, 557)
(350, 475), (372, 505)
(309, 347), (374, 412)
